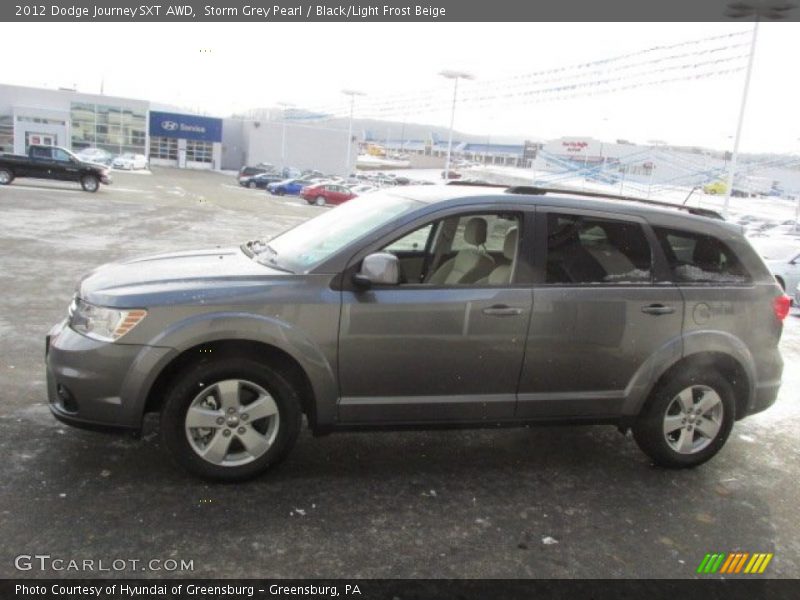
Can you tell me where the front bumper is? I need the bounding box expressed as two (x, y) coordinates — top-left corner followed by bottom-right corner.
(45, 321), (170, 430)
(100, 173), (113, 184)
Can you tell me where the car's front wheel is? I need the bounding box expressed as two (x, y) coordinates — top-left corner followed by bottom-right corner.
(633, 367), (735, 468)
(248, 181), (257, 189)
(160, 357), (302, 481)
(314, 196), (326, 206)
(80, 174), (99, 192)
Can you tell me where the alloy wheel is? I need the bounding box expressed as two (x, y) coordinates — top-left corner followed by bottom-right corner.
(662, 385), (723, 454)
(184, 379), (280, 467)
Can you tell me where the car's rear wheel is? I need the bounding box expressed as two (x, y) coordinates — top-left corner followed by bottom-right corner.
(80, 174), (99, 192)
(160, 357), (302, 481)
(314, 196), (326, 206)
(0, 168), (14, 185)
(633, 367), (735, 468)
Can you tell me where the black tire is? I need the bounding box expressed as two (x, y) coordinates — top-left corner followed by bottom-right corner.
(248, 181), (257, 189)
(80, 174), (99, 192)
(0, 167), (14, 185)
(160, 356), (302, 481)
(276, 189), (285, 196)
(633, 367), (735, 468)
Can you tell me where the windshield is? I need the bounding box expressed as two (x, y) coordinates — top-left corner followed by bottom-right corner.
(254, 192), (421, 272)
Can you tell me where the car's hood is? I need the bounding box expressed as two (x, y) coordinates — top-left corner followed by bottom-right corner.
(79, 247), (291, 307)
(79, 160), (109, 170)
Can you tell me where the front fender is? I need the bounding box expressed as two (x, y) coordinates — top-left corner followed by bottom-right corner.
(121, 311), (339, 428)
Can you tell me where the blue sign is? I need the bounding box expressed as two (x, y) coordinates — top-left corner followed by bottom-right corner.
(149, 111), (222, 143)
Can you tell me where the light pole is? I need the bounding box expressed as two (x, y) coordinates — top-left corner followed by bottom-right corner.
(439, 70), (474, 180)
(277, 102), (293, 172)
(722, 1), (796, 219)
(342, 89), (365, 176)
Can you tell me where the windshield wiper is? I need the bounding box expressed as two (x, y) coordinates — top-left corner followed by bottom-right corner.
(245, 241), (294, 273)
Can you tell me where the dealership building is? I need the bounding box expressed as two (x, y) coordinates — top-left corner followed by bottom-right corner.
(0, 83), (224, 170)
(148, 110), (222, 169)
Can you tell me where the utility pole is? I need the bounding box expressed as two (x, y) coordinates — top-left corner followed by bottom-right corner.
(722, 20), (759, 219)
(277, 102), (293, 172)
(439, 70), (474, 180)
(342, 89), (365, 176)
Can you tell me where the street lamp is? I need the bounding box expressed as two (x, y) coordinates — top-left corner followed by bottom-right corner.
(342, 89), (365, 176)
(439, 70), (474, 180)
(722, 1), (796, 219)
(276, 102), (293, 172)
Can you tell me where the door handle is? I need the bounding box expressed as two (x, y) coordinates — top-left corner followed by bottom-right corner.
(641, 304), (676, 315)
(482, 304), (524, 317)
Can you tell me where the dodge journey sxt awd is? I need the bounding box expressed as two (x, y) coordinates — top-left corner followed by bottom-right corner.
(46, 185), (787, 480)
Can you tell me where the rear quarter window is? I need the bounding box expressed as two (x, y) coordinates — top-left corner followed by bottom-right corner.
(654, 227), (751, 284)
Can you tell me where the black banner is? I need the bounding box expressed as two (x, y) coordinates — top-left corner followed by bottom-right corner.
(2, 0), (798, 23)
(3, 579), (800, 600)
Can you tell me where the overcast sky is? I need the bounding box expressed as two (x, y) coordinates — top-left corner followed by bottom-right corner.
(3, 22), (799, 153)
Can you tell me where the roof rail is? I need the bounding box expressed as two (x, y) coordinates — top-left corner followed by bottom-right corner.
(504, 185), (724, 220)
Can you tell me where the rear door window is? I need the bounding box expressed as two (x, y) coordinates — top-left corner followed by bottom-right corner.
(545, 213), (653, 284)
(653, 227), (751, 284)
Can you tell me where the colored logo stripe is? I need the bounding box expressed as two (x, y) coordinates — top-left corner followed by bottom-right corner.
(698, 552), (773, 574)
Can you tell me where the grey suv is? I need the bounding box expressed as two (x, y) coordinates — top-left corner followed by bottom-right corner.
(45, 185), (788, 480)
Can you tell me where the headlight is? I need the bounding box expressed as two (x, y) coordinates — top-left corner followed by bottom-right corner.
(68, 297), (147, 342)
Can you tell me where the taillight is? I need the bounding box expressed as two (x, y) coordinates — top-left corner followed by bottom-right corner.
(773, 294), (791, 321)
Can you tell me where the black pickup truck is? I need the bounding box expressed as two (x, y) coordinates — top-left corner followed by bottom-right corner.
(0, 145), (112, 192)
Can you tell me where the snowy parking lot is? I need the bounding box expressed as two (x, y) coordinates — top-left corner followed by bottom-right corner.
(0, 168), (798, 578)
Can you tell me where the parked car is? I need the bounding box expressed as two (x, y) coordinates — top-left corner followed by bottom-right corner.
(760, 221), (800, 238)
(237, 166), (271, 182)
(300, 182), (357, 206)
(266, 178), (308, 196)
(75, 147), (114, 166)
(750, 238), (800, 294)
(0, 145), (112, 192)
(112, 153), (148, 170)
(45, 185), (787, 480)
(703, 181), (726, 195)
(239, 172), (284, 189)
(348, 184), (378, 195)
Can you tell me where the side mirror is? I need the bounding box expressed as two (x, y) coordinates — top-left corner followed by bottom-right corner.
(353, 253), (400, 288)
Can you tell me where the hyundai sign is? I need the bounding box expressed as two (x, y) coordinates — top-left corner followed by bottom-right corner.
(149, 111), (222, 142)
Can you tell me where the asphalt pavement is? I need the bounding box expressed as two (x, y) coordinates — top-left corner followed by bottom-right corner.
(0, 168), (798, 579)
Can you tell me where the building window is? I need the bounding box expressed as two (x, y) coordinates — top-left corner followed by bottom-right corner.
(186, 140), (213, 163)
(0, 115), (13, 153)
(70, 101), (146, 156)
(16, 115), (66, 126)
(150, 136), (178, 160)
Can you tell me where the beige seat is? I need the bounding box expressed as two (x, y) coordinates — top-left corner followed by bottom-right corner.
(483, 227), (518, 285)
(427, 218), (495, 285)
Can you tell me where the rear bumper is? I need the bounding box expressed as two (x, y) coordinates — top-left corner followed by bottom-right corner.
(746, 380), (781, 418)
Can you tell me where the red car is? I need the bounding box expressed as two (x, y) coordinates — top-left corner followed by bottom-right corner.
(300, 183), (357, 206)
